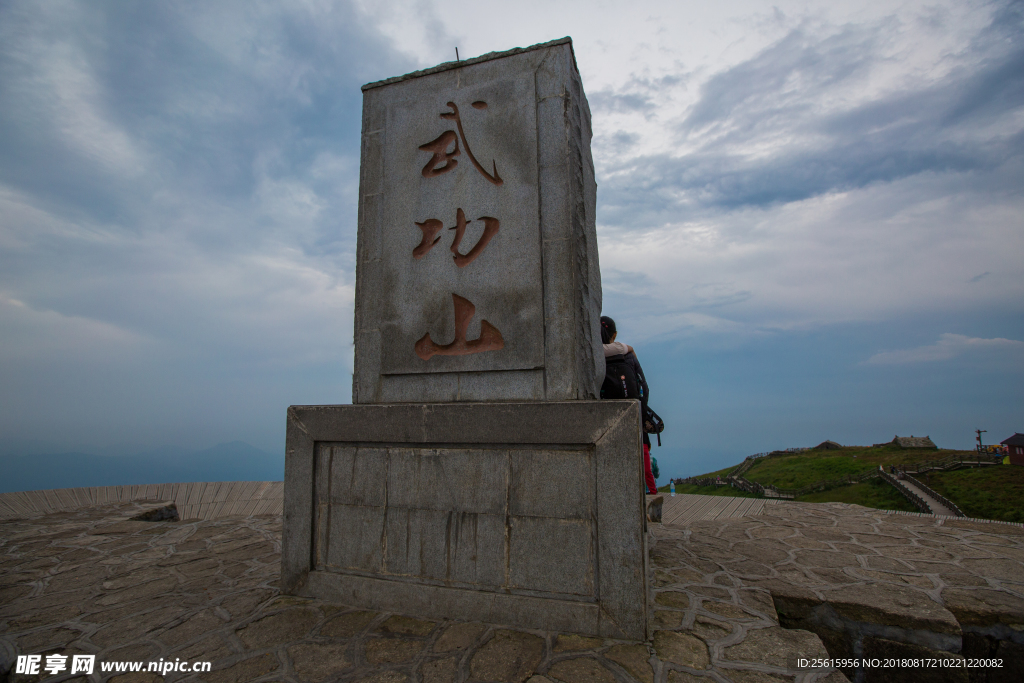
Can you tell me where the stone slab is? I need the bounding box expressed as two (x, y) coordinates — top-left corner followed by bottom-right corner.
(655, 499), (1024, 682)
(353, 38), (602, 403)
(282, 401), (648, 640)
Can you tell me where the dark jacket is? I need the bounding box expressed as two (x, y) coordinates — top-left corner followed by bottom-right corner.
(626, 351), (652, 448)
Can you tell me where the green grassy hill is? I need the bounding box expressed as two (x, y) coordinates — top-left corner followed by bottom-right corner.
(742, 445), (977, 488)
(795, 477), (917, 511)
(924, 466), (1024, 523)
(663, 445), (993, 515)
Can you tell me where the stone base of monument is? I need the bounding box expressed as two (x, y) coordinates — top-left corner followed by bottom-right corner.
(281, 401), (649, 641)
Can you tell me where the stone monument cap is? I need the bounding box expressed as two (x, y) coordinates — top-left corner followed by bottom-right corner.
(361, 37), (576, 91)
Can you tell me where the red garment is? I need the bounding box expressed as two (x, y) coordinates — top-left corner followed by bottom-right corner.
(643, 443), (657, 494)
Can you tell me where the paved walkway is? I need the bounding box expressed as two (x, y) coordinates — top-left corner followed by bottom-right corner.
(660, 494), (782, 526)
(893, 478), (959, 517)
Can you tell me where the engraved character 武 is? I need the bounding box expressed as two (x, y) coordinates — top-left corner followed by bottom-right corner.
(419, 101), (503, 185)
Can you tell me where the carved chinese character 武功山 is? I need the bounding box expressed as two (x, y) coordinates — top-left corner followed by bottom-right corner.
(413, 100), (506, 361)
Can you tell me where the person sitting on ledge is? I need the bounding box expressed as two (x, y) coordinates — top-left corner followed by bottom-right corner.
(600, 315), (657, 495)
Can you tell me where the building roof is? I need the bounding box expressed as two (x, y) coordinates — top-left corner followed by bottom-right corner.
(816, 440), (842, 449)
(893, 435), (937, 449)
(1002, 433), (1024, 447)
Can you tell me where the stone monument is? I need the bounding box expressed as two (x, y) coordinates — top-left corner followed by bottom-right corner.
(282, 38), (649, 640)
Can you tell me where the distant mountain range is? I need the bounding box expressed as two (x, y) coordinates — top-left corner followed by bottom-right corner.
(0, 441), (283, 493)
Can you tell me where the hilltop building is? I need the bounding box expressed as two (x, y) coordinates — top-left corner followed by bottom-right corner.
(815, 440), (842, 450)
(873, 435), (937, 449)
(1002, 433), (1024, 466)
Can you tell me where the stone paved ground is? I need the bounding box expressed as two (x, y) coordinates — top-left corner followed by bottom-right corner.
(2, 500), (1022, 683)
(1, 502), (845, 683)
(655, 502), (1024, 683)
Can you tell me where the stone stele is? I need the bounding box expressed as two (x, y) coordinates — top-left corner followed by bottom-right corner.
(352, 37), (603, 403)
(283, 38), (647, 641)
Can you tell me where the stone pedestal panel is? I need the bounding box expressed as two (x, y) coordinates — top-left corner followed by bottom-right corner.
(282, 401), (648, 640)
(313, 445), (594, 596)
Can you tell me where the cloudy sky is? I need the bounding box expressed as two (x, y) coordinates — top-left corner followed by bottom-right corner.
(1, 0), (1021, 482)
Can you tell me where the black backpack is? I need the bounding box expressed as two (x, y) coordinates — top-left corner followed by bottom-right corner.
(602, 353), (667, 445)
(601, 354), (640, 400)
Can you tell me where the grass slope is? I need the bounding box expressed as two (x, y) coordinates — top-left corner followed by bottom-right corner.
(743, 445), (977, 489)
(795, 477), (918, 511)
(670, 446), (983, 513)
(924, 466), (1024, 523)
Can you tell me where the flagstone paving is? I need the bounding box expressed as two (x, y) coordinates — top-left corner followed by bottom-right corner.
(656, 501), (1024, 683)
(2, 499), (1022, 683)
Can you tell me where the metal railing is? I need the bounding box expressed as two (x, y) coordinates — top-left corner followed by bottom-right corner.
(729, 475), (771, 497)
(729, 452), (770, 479)
(900, 472), (965, 517)
(899, 453), (1001, 475)
(730, 459), (756, 479)
(679, 477), (729, 487)
(879, 469), (931, 514)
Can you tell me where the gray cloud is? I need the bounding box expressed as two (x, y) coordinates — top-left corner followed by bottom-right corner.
(0, 1), (415, 451)
(0, 1), (407, 231)
(589, 74), (685, 115)
(596, 1), (1024, 224)
(864, 333), (1024, 365)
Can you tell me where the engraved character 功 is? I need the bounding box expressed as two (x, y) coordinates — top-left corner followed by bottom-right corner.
(412, 208), (499, 268)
